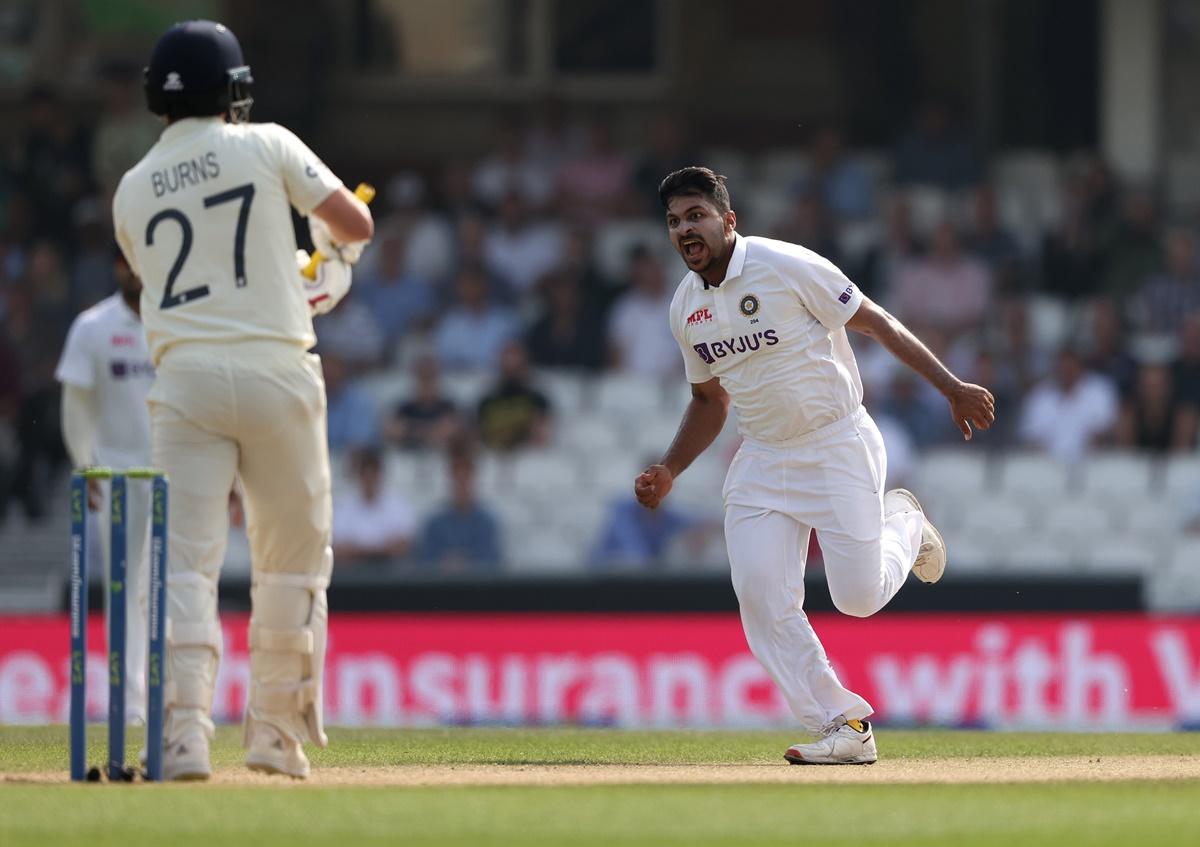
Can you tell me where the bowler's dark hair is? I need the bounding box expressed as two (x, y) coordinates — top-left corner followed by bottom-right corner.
(658, 166), (731, 214)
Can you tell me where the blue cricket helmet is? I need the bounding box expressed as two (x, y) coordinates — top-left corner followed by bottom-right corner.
(144, 20), (254, 123)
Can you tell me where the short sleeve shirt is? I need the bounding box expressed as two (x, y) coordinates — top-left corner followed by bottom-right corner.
(669, 234), (865, 443)
(55, 294), (154, 466)
(113, 118), (343, 363)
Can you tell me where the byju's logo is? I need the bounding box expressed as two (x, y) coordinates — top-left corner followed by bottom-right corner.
(694, 331), (779, 365)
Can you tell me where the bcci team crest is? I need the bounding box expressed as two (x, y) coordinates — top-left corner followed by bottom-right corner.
(739, 294), (760, 317)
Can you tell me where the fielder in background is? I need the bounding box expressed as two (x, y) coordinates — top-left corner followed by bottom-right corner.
(636, 167), (994, 765)
(112, 20), (372, 780)
(56, 249), (155, 726)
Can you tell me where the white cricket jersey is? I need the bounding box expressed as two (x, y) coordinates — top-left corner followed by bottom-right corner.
(669, 233), (865, 443)
(112, 117), (343, 363)
(55, 294), (154, 467)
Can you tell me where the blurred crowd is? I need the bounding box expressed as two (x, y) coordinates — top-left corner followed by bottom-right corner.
(3, 85), (1200, 572)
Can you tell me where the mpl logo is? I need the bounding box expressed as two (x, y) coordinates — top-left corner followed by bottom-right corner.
(687, 307), (713, 326)
(111, 334), (136, 347)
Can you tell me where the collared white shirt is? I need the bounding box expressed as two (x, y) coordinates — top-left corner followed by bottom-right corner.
(333, 487), (418, 550)
(669, 233), (865, 443)
(55, 293), (154, 467)
(113, 117), (343, 363)
(1018, 373), (1118, 464)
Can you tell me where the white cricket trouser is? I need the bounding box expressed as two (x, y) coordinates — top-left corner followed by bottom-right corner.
(722, 405), (923, 732)
(147, 340), (333, 748)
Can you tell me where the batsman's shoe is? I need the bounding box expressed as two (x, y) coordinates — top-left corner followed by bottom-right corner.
(163, 731), (212, 781)
(884, 488), (946, 584)
(246, 722), (310, 779)
(784, 716), (877, 765)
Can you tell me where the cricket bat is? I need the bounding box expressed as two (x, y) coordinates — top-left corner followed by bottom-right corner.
(301, 182), (375, 280)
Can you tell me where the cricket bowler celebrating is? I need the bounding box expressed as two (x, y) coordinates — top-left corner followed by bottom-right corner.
(636, 167), (994, 764)
(112, 20), (373, 779)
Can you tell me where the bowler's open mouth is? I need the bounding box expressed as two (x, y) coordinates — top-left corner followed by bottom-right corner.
(682, 239), (705, 261)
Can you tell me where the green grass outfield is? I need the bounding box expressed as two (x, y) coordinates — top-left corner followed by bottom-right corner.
(2, 726), (1199, 846)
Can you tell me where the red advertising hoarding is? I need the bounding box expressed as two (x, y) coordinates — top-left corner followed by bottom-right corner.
(2, 613), (1199, 728)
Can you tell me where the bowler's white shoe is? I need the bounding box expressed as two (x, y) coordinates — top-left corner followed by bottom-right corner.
(163, 730), (212, 781)
(784, 716), (877, 765)
(246, 722), (310, 779)
(884, 488), (946, 584)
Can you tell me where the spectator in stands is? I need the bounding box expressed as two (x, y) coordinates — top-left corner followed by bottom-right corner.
(2, 279), (64, 520)
(607, 246), (679, 378)
(0, 332), (21, 521)
(433, 265), (518, 371)
(355, 224), (436, 346)
(1080, 157), (1119, 233)
(772, 192), (841, 267)
(1083, 298), (1139, 398)
(23, 240), (72, 336)
(385, 355), (461, 451)
(12, 86), (93, 244)
(803, 124), (874, 220)
(472, 119), (556, 211)
(440, 161), (480, 224)
(965, 186), (1024, 292)
(559, 116), (634, 224)
(332, 447), (417, 567)
(524, 97), (585, 174)
(525, 270), (607, 371)
(590, 492), (706, 571)
(1116, 363), (1184, 452)
(558, 226), (613, 310)
(1040, 176), (1101, 301)
(1018, 347), (1118, 463)
(959, 350), (1019, 448)
(483, 190), (565, 297)
(1129, 227), (1200, 337)
(1099, 188), (1164, 302)
(633, 115), (698, 216)
(417, 445), (502, 572)
(450, 211), (500, 290)
(378, 171), (456, 284)
(92, 62), (159, 202)
(313, 292), (386, 367)
(68, 201), (116, 310)
(857, 195), (922, 300)
(989, 299), (1049, 396)
(324, 354), (380, 451)
(877, 369), (958, 450)
(1172, 313), (1200, 448)
(477, 341), (552, 451)
(893, 98), (982, 190)
(890, 222), (991, 339)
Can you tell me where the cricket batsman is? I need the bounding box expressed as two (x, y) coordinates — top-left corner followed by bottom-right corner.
(112, 20), (373, 779)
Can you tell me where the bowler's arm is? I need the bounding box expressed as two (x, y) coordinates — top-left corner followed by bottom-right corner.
(845, 296), (995, 440)
(635, 378), (729, 509)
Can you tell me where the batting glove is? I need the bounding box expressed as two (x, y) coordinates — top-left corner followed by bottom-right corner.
(296, 249), (352, 315)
